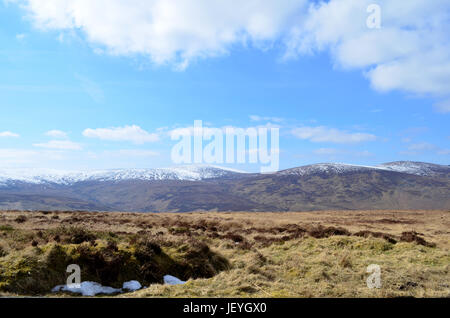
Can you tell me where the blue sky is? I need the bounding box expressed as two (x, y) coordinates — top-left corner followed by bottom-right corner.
(0, 0), (449, 171)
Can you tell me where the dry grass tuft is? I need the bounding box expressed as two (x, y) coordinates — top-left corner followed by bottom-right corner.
(0, 209), (448, 297)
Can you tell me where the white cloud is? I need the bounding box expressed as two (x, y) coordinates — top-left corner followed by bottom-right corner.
(249, 115), (284, 123)
(45, 130), (68, 139)
(13, 0), (450, 107)
(33, 140), (82, 150)
(0, 131), (20, 138)
(18, 0), (307, 69)
(169, 126), (228, 138)
(169, 123), (280, 139)
(285, 0), (450, 102)
(292, 126), (376, 143)
(83, 125), (159, 144)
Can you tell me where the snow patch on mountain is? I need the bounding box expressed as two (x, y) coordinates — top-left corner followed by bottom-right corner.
(378, 161), (450, 177)
(0, 165), (246, 186)
(277, 163), (384, 176)
(0, 162), (447, 186)
(278, 162), (450, 177)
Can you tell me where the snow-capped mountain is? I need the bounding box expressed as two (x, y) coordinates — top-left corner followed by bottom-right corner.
(0, 165), (245, 186)
(0, 161), (448, 212)
(277, 161), (450, 177)
(0, 161), (448, 187)
(377, 161), (450, 177)
(277, 163), (384, 176)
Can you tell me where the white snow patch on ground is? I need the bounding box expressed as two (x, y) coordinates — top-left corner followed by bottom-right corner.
(122, 280), (142, 291)
(164, 275), (186, 285)
(52, 280), (143, 296)
(53, 276), (186, 296)
(52, 282), (121, 296)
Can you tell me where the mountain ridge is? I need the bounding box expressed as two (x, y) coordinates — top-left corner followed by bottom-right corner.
(0, 161), (448, 212)
(1, 161), (448, 186)
(0, 165), (247, 186)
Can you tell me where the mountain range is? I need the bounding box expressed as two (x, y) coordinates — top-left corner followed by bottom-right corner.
(0, 161), (449, 212)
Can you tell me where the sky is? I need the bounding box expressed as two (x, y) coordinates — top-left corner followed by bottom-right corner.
(0, 0), (449, 172)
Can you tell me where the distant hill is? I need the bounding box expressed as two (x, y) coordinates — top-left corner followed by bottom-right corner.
(0, 161), (449, 212)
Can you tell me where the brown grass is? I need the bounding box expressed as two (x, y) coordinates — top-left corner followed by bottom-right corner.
(0, 210), (448, 297)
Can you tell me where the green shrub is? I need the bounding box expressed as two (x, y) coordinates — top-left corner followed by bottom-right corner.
(0, 225), (14, 232)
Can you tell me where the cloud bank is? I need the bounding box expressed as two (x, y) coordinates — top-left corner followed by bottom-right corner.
(13, 0), (450, 105)
(19, 0), (307, 69)
(286, 0), (450, 100)
(0, 131), (20, 138)
(83, 125), (159, 144)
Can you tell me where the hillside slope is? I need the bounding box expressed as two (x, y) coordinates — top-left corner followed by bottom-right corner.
(0, 162), (448, 212)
